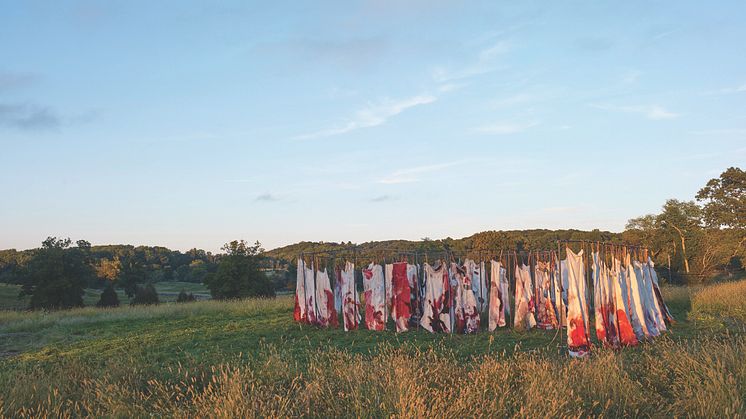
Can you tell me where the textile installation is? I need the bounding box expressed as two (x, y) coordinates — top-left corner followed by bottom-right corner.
(465, 259), (488, 312)
(451, 262), (480, 334)
(565, 248), (590, 358)
(384, 263), (394, 321)
(293, 243), (675, 356)
(304, 261), (317, 325)
(647, 257), (675, 325)
(422, 263), (451, 333)
(551, 260), (567, 324)
(592, 252), (619, 348)
(488, 260), (509, 331)
(391, 262), (412, 332)
(611, 257), (639, 346)
(314, 269), (338, 328)
(514, 264), (537, 330)
(338, 262), (360, 331)
(363, 264), (387, 331)
(294, 258), (307, 323)
(534, 261), (559, 330)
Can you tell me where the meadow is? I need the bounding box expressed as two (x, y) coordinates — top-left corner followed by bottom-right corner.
(0, 280), (744, 417)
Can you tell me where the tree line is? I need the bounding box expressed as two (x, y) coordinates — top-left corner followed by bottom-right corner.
(2, 168), (742, 311)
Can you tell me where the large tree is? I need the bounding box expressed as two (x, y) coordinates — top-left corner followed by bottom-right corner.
(204, 240), (274, 299)
(696, 167), (746, 230)
(19, 237), (94, 310)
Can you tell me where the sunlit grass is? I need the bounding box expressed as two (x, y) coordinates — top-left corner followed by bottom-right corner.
(0, 281), (744, 417)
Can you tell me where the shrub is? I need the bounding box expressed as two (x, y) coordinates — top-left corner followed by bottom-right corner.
(130, 284), (159, 306)
(96, 284), (120, 308)
(176, 290), (196, 303)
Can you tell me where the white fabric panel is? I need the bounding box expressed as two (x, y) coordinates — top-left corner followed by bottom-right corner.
(514, 264), (536, 330)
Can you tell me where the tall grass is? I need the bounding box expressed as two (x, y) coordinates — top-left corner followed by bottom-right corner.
(690, 279), (746, 328)
(1, 337), (743, 417)
(0, 281), (744, 417)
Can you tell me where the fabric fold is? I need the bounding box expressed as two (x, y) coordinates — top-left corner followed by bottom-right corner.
(565, 248), (590, 357)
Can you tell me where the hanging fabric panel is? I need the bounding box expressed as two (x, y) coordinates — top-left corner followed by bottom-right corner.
(641, 260), (667, 332)
(294, 258), (307, 323)
(392, 262), (412, 332)
(363, 263), (386, 331)
(514, 264), (537, 330)
(452, 262), (480, 334)
(535, 261), (558, 329)
(633, 260), (659, 337)
(565, 248), (590, 357)
(551, 259), (567, 325)
(647, 257), (675, 325)
(489, 260), (508, 331)
(626, 256), (652, 339)
(315, 269), (337, 328)
(465, 259), (488, 313)
(612, 258), (638, 346)
(384, 263), (394, 321)
(340, 261), (360, 331)
(421, 262), (451, 333)
(304, 262), (317, 325)
(592, 252), (619, 347)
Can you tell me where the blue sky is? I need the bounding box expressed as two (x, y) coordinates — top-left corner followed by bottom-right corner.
(1, 1), (745, 252)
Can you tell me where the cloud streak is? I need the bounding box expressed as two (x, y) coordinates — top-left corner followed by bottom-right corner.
(0, 103), (60, 130)
(432, 40), (511, 83)
(591, 103), (678, 120)
(294, 94), (436, 140)
(255, 193), (279, 202)
(370, 194), (396, 202)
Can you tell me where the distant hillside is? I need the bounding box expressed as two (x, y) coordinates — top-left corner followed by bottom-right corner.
(263, 229), (622, 263)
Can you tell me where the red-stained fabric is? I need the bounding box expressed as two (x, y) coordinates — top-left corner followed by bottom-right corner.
(392, 262), (411, 332)
(514, 264), (537, 330)
(421, 262), (451, 333)
(363, 264), (386, 331)
(535, 261), (559, 330)
(611, 258), (638, 346)
(592, 252), (619, 348)
(294, 259), (306, 323)
(565, 248), (590, 358)
(314, 269), (336, 328)
(339, 262), (360, 331)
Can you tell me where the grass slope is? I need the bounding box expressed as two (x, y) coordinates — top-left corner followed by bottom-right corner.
(0, 282), (744, 417)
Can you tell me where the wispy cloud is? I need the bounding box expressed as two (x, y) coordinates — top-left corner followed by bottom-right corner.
(377, 161), (464, 184)
(255, 193), (279, 202)
(590, 103), (679, 120)
(474, 120), (538, 135)
(294, 94), (436, 140)
(0, 71), (38, 92)
(370, 194), (396, 202)
(432, 40), (511, 83)
(0, 103), (60, 130)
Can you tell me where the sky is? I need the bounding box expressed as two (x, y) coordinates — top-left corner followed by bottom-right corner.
(1, 1), (745, 253)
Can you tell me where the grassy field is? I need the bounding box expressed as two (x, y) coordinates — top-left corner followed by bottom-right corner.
(0, 281), (744, 417)
(0, 281), (210, 310)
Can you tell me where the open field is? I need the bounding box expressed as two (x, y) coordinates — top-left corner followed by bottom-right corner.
(0, 281), (745, 417)
(0, 282), (210, 310)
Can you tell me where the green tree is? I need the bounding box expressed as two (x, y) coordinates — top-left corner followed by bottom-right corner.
(204, 240), (274, 299)
(118, 252), (147, 297)
(130, 284), (159, 305)
(696, 167), (746, 230)
(19, 237), (93, 310)
(96, 283), (120, 308)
